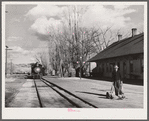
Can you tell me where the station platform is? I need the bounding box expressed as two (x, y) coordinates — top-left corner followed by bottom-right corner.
(5, 76), (143, 108)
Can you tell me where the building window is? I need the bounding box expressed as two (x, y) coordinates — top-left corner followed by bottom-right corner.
(98, 64), (100, 72)
(130, 60), (133, 73)
(100, 64), (102, 72)
(110, 63), (114, 72)
(102, 64), (104, 72)
(106, 63), (109, 72)
(97, 63), (99, 72)
(123, 62), (126, 78)
(141, 58), (143, 73)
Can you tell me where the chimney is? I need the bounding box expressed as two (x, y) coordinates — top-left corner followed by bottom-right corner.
(118, 34), (122, 41)
(132, 28), (137, 37)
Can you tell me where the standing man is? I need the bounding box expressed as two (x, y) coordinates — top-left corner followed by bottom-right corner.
(112, 65), (125, 99)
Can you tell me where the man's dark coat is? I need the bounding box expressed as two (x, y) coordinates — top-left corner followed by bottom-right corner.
(112, 70), (123, 96)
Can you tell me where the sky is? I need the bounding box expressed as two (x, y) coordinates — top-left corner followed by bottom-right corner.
(4, 2), (144, 64)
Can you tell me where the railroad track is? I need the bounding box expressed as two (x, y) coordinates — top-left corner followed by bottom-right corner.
(33, 78), (98, 108)
(33, 78), (43, 107)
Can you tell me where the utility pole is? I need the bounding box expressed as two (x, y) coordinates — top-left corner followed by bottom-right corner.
(5, 46), (12, 77)
(10, 59), (13, 75)
(5, 46), (8, 77)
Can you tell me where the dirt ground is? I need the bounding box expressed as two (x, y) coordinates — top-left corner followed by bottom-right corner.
(5, 76), (26, 107)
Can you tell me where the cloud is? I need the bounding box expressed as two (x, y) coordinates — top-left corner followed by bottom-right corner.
(29, 16), (63, 40)
(11, 46), (30, 55)
(80, 5), (136, 29)
(26, 5), (67, 19)
(27, 4), (142, 41)
(114, 5), (130, 10)
(26, 5), (67, 39)
(30, 16), (62, 35)
(30, 58), (36, 62)
(7, 36), (23, 41)
(9, 46), (31, 63)
(11, 18), (21, 23)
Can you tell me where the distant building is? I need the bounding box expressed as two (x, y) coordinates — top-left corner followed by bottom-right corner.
(88, 28), (144, 80)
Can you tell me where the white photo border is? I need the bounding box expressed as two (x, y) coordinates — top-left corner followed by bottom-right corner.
(2, 1), (148, 119)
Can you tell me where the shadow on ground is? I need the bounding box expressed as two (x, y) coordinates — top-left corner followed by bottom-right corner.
(91, 88), (107, 92)
(76, 91), (106, 97)
(76, 91), (111, 100)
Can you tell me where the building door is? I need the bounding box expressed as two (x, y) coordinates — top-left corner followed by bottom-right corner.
(110, 63), (115, 72)
(123, 62), (126, 79)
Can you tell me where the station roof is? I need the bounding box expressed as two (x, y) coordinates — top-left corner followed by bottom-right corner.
(88, 33), (144, 62)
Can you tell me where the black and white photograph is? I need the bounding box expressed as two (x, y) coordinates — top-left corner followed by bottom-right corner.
(2, 1), (147, 119)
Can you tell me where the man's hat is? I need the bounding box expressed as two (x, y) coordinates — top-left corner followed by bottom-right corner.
(114, 65), (119, 68)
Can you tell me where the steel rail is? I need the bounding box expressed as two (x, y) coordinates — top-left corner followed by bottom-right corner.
(41, 78), (98, 108)
(33, 78), (43, 107)
(41, 79), (81, 108)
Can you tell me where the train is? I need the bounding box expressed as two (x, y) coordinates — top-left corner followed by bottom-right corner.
(30, 62), (46, 79)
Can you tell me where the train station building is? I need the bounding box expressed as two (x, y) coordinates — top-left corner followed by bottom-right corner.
(88, 28), (144, 81)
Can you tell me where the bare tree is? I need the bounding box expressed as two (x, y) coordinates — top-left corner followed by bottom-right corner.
(46, 5), (129, 77)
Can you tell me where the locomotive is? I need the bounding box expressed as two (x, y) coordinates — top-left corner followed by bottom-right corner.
(30, 62), (45, 79)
